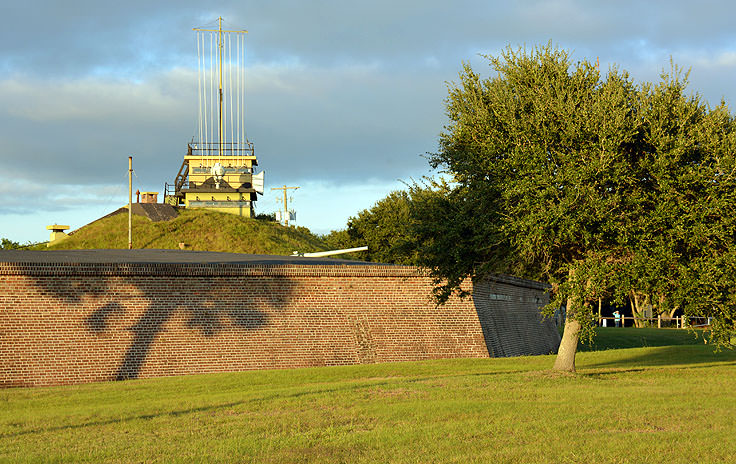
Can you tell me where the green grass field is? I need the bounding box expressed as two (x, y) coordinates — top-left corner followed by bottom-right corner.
(578, 327), (708, 351)
(2, 329), (735, 463)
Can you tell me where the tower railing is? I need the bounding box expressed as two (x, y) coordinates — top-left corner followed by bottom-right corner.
(187, 142), (254, 157)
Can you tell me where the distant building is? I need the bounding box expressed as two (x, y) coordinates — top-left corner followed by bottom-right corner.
(139, 191), (158, 204)
(46, 224), (69, 246)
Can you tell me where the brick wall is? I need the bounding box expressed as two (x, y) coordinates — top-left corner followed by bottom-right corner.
(0, 262), (559, 387)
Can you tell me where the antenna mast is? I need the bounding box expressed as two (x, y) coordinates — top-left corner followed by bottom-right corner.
(193, 17), (248, 158)
(128, 156), (133, 249)
(165, 17), (261, 219)
(219, 17), (223, 159)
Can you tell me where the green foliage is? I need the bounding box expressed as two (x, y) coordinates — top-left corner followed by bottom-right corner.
(426, 43), (736, 350)
(0, 238), (22, 250)
(0, 238), (44, 250)
(322, 228), (351, 250)
(327, 190), (420, 265)
(46, 208), (329, 255)
(406, 179), (520, 301)
(431, 44), (639, 313)
(254, 212), (277, 221)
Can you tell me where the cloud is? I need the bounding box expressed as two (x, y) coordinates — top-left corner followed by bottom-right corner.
(4, 1), (736, 78)
(0, 71), (190, 123)
(0, 57), (444, 189)
(3, 0), (736, 242)
(0, 178), (126, 215)
(0, 70), (195, 188)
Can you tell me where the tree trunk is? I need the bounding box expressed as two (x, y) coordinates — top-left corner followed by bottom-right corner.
(630, 291), (646, 328)
(669, 306), (679, 319)
(553, 297), (580, 372)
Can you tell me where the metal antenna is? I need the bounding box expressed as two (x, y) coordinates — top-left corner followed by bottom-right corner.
(193, 18), (248, 159)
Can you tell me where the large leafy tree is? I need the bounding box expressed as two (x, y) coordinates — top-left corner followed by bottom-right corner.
(426, 44), (736, 371)
(430, 44), (641, 371)
(630, 73), (736, 343)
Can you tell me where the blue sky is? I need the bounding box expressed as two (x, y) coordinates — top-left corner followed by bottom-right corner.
(2, 1), (736, 243)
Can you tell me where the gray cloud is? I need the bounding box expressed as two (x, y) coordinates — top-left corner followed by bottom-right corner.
(3, 0), (736, 242)
(0, 62), (441, 191)
(7, 1), (735, 76)
(0, 178), (125, 215)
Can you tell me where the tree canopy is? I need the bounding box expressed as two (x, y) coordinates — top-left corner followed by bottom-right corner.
(1, 238), (23, 250)
(326, 44), (736, 371)
(322, 190), (419, 265)
(421, 44), (736, 371)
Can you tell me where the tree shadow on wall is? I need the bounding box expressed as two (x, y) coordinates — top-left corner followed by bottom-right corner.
(30, 274), (298, 381)
(87, 302), (126, 333)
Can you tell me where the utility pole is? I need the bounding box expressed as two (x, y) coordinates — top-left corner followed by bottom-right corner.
(270, 185), (299, 226)
(128, 156), (133, 249)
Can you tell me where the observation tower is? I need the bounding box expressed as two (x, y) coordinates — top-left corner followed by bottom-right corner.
(165, 17), (264, 216)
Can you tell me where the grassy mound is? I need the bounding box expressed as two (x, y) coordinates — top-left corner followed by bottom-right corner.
(47, 208), (329, 255)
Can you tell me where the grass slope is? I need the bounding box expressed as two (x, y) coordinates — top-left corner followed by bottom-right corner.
(46, 208), (329, 255)
(1, 333), (735, 463)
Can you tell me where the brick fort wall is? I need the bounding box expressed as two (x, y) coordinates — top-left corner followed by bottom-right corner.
(0, 260), (560, 387)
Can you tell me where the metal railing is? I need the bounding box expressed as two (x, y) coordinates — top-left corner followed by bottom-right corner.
(598, 316), (711, 328)
(188, 142), (254, 157)
(164, 182), (184, 196)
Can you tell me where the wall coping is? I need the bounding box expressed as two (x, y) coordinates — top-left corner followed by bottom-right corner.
(0, 260), (548, 290)
(0, 262), (414, 278)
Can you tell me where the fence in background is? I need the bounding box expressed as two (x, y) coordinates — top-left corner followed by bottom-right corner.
(598, 316), (711, 328)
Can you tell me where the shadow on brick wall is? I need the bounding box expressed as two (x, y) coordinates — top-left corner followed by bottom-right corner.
(30, 275), (298, 381)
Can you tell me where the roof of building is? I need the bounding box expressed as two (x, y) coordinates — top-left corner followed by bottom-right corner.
(0, 249), (381, 266)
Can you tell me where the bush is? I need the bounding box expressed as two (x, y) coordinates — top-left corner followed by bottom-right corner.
(1, 238), (22, 250)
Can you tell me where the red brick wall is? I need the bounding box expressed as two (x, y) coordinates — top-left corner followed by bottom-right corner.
(0, 263), (558, 387)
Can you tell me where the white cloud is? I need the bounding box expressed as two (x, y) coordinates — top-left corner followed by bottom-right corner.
(690, 50), (736, 69)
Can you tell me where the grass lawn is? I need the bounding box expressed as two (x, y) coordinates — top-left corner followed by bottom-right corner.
(579, 327), (707, 351)
(1, 332), (735, 463)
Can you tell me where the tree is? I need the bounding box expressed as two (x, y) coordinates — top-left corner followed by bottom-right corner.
(1, 238), (23, 250)
(407, 179), (524, 302)
(324, 190), (419, 265)
(425, 44), (736, 372)
(430, 44), (646, 371)
(630, 71), (736, 343)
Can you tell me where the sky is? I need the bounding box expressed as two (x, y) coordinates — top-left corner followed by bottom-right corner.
(2, 0), (736, 243)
